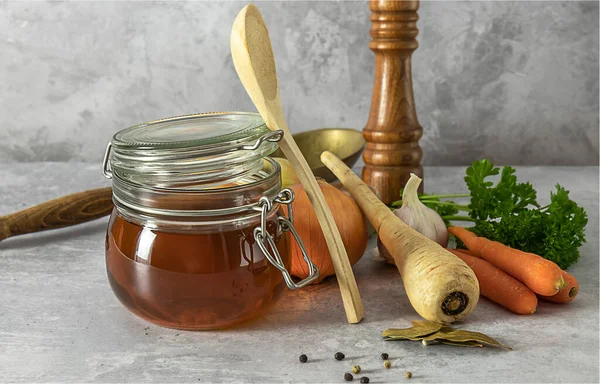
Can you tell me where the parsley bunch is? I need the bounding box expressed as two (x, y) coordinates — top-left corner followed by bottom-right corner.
(390, 159), (588, 269)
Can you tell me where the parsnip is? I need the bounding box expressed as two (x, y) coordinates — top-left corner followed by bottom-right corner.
(321, 151), (479, 323)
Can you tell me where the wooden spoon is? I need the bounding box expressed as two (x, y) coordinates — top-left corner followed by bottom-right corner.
(231, 4), (364, 323)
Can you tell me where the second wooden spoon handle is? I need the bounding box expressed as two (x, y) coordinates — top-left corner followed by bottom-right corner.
(0, 187), (113, 242)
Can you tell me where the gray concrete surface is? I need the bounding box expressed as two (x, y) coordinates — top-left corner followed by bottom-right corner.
(0, 1), (598, 165)
(0, 163), (598, 383)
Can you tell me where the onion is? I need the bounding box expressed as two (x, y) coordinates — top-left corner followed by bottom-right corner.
(272, 157), (299, 188)
(287, 180), (368, 284)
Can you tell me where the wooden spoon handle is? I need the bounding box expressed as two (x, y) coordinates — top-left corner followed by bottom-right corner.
(0, 187), (113, 242)
(279, 134), (365, 324)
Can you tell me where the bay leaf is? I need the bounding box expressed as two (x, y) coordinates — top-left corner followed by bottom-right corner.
(382, 320), (443, 340)
(412, 320), (449, 329)
(422, 339), (483, 348)
(422, 329), (512, 350)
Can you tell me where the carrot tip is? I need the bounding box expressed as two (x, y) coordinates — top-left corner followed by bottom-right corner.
(568, 287), (578, 298)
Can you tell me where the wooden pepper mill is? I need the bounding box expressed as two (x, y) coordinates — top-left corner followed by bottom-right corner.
(362, 0), (424, 204)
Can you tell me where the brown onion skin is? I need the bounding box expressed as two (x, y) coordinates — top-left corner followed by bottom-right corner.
(377, 237), (393, 264)
(287, 181), (368, 283)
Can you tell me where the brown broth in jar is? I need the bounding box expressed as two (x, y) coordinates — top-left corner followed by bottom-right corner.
(105, 210), (290, 330)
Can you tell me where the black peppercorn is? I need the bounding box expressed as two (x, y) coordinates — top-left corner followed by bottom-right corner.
(381, 352), (389, 360)
(299, 354), (308, 363)
(360, 377), (370, 384)
(334, 352), (345, 361)
(344, 373), (354, 381)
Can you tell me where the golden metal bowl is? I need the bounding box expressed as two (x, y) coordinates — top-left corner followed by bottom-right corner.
(272, 128), (365, 182)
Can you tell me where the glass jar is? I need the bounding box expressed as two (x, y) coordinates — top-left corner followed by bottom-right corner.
(102, 112), (319, 330)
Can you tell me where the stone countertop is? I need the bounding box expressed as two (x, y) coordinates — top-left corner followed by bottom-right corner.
(0, 163), (598, 383)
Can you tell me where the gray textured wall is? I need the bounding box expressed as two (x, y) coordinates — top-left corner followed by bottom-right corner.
(0, 1), (598, 165)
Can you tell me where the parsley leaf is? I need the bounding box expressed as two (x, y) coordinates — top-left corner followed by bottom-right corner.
(465, 159), (539, 221)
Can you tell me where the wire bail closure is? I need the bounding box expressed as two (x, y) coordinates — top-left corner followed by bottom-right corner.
(102, 142), (113, 179)
(241, 130), (284, 151)
(253, 188), (320, 289)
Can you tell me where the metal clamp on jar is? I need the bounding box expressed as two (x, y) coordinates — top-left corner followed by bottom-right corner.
(102, 112), (319, 330)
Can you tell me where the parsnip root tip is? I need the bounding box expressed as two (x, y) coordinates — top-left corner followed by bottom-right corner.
(441, 292), (470, 316)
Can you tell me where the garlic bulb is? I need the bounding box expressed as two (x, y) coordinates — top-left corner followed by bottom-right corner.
(394, 173), (448, 247)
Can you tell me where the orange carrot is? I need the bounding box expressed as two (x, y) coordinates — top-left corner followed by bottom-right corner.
(448, 226), (565, 296)
(453, 248), (476, 257)
(448, 249), (538, 315)
(539, 270), (579, 304)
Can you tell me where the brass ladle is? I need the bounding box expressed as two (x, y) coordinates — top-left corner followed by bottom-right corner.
(272, 128), (365, 183)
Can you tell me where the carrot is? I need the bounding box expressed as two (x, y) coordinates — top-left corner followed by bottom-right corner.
(453, 248), (476, 257)
(448, 249), (538, 315)
(321, 152), (480, 324)
(539, 270), (579, 304)
(448, 226), (565, 296)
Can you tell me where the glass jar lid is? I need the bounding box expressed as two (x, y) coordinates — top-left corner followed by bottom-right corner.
(103, 112), (282, 189)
